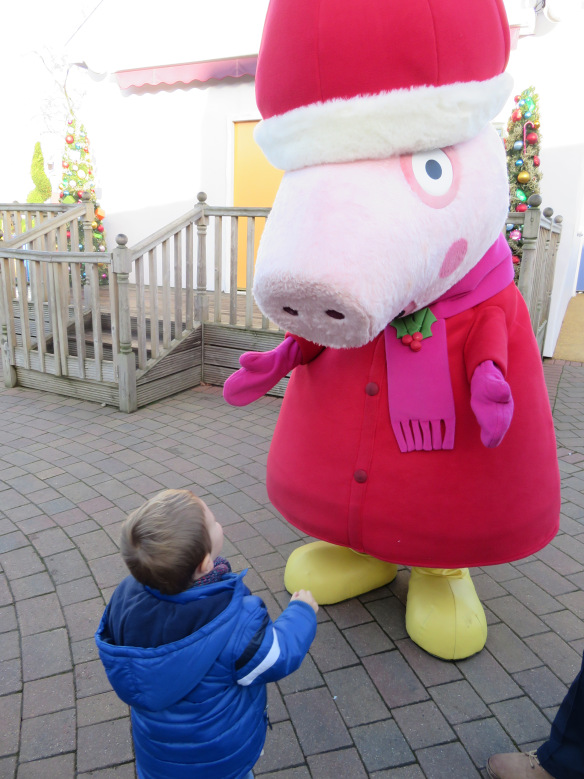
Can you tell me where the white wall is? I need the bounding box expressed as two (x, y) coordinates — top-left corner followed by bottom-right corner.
(78, 77), (208, 246)
(495, 8), (584, 355)
(75, 75), (260, 244)
(74, 74), (259, 290)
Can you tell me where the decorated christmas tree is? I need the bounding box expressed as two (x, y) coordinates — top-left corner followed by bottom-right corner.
(26, 142), (52, 204)
(59, 115), (109, 285)
(504, 86), (542, 273)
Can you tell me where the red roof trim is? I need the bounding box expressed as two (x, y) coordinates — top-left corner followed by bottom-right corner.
(115, 55), (258, 89)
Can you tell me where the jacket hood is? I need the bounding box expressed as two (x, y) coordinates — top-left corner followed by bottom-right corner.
(95, 573), (246, 711)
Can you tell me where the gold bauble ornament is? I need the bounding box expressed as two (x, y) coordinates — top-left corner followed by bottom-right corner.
(533, 121), (540, 129)
(517, 171), (531, 184)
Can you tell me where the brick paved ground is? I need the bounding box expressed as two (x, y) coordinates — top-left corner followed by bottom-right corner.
(1, 358), (583, 779)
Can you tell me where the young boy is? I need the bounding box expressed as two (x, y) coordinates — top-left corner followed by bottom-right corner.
(95, 489), (318, 779)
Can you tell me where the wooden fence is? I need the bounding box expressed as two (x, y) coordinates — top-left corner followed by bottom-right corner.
(0, 198), (122, 398)
(0, 194), (284, 411)
(0, 203), (85, 246)
(0, 192), (562, 412)
(513, 195), (563, 354)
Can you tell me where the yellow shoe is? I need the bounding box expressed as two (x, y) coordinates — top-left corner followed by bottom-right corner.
(405, 567), (487, 660)
(284, 541), (398, 604)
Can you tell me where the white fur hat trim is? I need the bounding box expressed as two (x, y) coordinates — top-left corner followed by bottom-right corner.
(254, 72), (513, 171)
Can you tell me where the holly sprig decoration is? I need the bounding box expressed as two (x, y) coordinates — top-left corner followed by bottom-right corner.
(390, 307), (437, 351)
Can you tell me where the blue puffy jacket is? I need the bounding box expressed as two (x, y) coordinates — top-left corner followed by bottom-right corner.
(95, 571), (317, 779)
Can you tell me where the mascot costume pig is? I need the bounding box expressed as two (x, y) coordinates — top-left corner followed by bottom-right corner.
(224, 0), (560, 660)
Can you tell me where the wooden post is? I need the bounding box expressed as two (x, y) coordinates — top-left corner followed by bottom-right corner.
(185, 222), (194, 330)
(230, 216), (238, 325)
(516, 195), (542, 318)
(0, 327), (17, 387)
(245, 217), (255, 328)
(213, 216), (222, 324)
(82, 192), (95, 231)
(82, 194), (103, 380)
(539, 214), (563, 352)
(113, 234), (137, 413)
(0, 257), (17, 387)
(194, 192), (209, 322)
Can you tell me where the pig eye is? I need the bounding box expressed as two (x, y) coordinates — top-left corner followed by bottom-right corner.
(400, 147), (459, 208)
(411, 150), (453, 196)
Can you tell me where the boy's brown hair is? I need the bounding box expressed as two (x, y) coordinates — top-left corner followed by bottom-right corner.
(120, 490), (211, 595)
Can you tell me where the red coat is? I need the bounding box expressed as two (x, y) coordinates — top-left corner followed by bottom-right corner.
(266, 283), (560, 568)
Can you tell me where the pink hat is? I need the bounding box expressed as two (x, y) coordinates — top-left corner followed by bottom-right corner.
(255, 0), (513, 170)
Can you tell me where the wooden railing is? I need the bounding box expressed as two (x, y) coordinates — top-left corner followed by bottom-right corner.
(0, 192), (279, 411)
(117, 193), (274, 352)
(123, 192), (273, 342)
(511, 194), (563, 354)
(0, 203), (84, 247)
(203, 199), (272, 330)
(0, 191), (562, 412)
(0, 196), (118, 392)
(110, 192), (277, 408)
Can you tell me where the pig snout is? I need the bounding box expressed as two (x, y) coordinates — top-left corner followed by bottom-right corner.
(253, 273), (382, 348)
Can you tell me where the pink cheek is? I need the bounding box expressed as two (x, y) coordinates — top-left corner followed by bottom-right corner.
(439, 239), (468, 279)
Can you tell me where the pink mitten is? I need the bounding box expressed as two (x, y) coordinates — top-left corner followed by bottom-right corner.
(223, 336), (302, 406)
(470, 360), (514, 448)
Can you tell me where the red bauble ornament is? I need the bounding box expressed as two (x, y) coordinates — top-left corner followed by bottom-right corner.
(514, 95), (520, 103)
(66, 230), (71, 238)
(512, 109), (522, 122)
(77, 191), (84, 198)
(97, 224), (105, 233)
(526, 132), (538, 145)
(533, 156), (540, 167)
(512, 256), (520, 264)
(83, 147), (89, 153)
(66, 134), (74, 144)
(516, 203), (528, 212)
(59, 192), (64, 199)
(62, 161), (69, 169)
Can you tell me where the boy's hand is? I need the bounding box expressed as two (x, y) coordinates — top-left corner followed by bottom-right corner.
(290, 589), (319, 614)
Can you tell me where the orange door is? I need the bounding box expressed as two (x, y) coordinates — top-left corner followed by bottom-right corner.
(233, 120), (284, 288)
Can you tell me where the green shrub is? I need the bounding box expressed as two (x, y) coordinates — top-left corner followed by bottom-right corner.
(26, 142), (52, 204)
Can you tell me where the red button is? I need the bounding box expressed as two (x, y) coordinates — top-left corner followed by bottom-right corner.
(365, 382), (379, 396)
(354, 470), (368, 483)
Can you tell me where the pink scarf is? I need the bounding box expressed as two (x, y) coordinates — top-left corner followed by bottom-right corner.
(385, 233), (514, 452)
